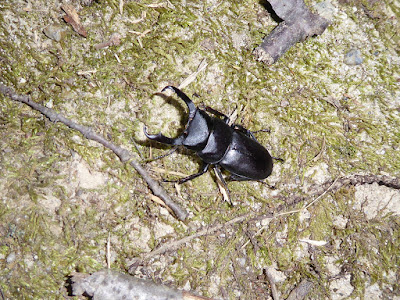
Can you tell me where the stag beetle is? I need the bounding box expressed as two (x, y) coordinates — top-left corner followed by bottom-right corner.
(144, 86), (273, 184)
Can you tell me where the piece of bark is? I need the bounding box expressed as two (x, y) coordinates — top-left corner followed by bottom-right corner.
(254, 0), (330, 64)
(70, 270), (212, 300)
(61, 4), (88, 37)
(0, 83), (188, 221)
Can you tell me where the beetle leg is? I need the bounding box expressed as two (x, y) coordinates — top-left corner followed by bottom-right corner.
(227, 173), (251, 181)
(204, 106), (230, 124)
(228, 174), (275, 189)
(163, 163), (210, 184)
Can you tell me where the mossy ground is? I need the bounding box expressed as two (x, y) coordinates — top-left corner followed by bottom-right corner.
(0, 0), (399, 299)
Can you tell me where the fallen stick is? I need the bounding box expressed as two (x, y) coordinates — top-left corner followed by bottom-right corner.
(254, 0), (330, 64)
(0, 83), (188, 221)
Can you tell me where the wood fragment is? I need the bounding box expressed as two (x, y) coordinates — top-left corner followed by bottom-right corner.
(147, 3), (167, 8)
(61, 4), (88, 37)
(254, 0), (330, 64)
(129, 11), (147, 24)
(214, 166), (231, 205)
(312, 136), (326, 162)
(299, 238), (328, 246)
(94, 33), (121, 50)
(264, 268), (280, 300)
(107, 232), (111, 269)
(119, 0), (124, 15)
(178, 59), (208, 90)
(0, 83), (188, 221)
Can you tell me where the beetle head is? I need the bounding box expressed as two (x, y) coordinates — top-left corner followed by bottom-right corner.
(144, 86), (212, 151)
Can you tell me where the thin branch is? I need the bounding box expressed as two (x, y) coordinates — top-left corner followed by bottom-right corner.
(127, 213), (250, 272)
(128, 173), (400, 269)
(0, 83), (188, 221)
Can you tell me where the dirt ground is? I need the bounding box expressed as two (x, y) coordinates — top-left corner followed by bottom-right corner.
(0, 0), (399, 299)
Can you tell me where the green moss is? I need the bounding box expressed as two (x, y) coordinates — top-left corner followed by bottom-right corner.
(1, 0), (400, 298)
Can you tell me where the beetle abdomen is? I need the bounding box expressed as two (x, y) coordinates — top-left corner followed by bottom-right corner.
(219, 131), (273, 180)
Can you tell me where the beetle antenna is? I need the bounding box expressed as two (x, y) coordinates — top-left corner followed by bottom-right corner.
(143, 146), (179, 163)
(162, 163), (210, 184)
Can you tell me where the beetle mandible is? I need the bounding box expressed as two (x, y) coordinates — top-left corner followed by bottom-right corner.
(144, 86), (273, 184)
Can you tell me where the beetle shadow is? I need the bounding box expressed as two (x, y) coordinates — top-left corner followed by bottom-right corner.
(154, 91), (190, 136)
(258, 0), (283, 23)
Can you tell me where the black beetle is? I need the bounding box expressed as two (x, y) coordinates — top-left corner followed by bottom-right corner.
(144, 86), (273, 184)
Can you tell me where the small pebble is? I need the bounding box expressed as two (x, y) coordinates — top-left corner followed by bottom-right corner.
(280, 99), (290, 107)
(344, 49), (363, 65)
(313, 0), (337, 21)
(6, 251), (16, 264)
(43, 25), (66, 42)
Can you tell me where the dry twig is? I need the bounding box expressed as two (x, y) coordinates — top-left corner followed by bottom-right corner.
(94, 33), (121, 50)
(128, 173), (400, 269)
(128, 213), (250, 271)
(0, 83), (188, 221)
(280, 174), (400, 208)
